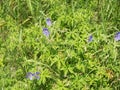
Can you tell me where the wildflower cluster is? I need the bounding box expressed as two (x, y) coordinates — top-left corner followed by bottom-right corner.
(26, 72), (40, 80)
(42, 18), (52, 37)
(26, 18), (120, 81)
(42, 18), (120, 42)
(88, 32), (120, 43)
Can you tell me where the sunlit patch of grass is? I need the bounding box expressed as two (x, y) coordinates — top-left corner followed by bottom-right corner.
(0, 0), (120, 89)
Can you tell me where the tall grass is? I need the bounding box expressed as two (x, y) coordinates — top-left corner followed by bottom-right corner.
(0, 0), (120, 89)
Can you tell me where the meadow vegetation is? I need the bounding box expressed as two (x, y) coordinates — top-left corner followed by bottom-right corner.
(0, 0), (120, 90)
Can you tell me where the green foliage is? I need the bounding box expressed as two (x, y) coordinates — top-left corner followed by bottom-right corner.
(0, 0), (120, 89)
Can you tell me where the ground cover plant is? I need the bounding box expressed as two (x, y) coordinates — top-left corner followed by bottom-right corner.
(0, 0), (120, 90)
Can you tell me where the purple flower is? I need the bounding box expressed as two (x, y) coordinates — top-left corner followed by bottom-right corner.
(43, 28), (50, 37)
(46, 18), (52, 26)
(115, 32), (120, 41)
(35, 72), (40, 75)
(26, 72), (40, 80)
(34, 72), (40, 80)
(88, 35), (93, 42)
(26, 72), (34, 80)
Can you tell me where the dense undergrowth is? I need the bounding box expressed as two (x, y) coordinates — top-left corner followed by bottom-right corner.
(0, 0), (120, 90)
